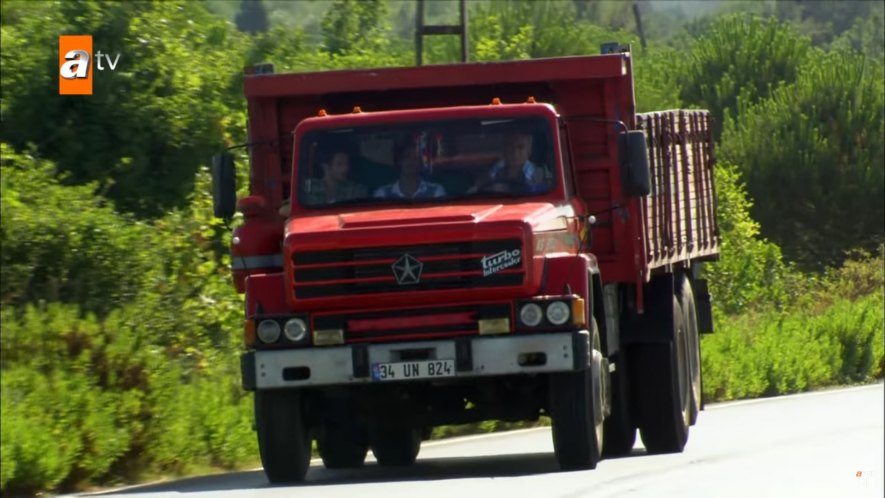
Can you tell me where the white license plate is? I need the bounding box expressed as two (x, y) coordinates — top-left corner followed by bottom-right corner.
(371, 359), (455, 382)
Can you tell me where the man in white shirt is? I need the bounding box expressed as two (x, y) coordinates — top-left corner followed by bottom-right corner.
(474, 132), (550, 194)
(374, 143), (447, 199)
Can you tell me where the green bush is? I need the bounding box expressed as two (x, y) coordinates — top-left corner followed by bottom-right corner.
(0, 305), (136, 494)
(703, 162), (795, 315)
(702, 291), (884, 402)
(0, 151), (251, 495)
(0, 301), (255, 495)
(0, 144), (151, 317)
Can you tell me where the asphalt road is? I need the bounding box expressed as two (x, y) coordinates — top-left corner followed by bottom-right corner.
(77, 383), (883, 498)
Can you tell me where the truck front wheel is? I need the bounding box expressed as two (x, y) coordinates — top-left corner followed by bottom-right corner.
(602, 349), (637, 457)
(369, 425), (421, 466)
(255, 389), (312, 483)
(550, 321), (605, 470)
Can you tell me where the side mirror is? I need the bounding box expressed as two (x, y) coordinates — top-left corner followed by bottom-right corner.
(211, 152), (237, 219)
(618, 130), (651, 197)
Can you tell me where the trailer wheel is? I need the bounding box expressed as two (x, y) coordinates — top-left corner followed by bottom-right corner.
(602, 349), (636, 457)
(369, 425), (421, 467)
(637, 296), (691, 454)
(255, 389), (312, 483)
(679, 277), (702, 425)
(317, 423), (369, 469)
(550, 321), (604, 470)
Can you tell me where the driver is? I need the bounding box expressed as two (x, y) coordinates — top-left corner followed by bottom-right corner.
(477, 132), (550, 193)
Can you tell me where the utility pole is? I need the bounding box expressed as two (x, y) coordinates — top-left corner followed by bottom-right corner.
(415, 0), (468, 66)
(632, 1), (647, 50)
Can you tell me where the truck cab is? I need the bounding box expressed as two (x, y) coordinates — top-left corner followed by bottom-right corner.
(215, 47), (718, 483)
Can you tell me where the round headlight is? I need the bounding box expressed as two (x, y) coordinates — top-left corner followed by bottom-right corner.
(546, 301), (571, 326)
(284, 318), (308, 342)
(257, 320), (281, 343)
(519, 303), (544, 327)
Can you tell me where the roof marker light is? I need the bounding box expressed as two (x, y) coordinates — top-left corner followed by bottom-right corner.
(491, 97), (502, 105)
(526, 96), (536, 103)
(317, 108), (327, 117)
(352, 106), (362, 113)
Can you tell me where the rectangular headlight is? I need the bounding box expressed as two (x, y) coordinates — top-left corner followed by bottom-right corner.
(313, 328), (345, 346)
(478, 317), (510, 335)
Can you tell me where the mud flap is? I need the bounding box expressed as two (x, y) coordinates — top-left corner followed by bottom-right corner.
(693, 279), (714, 334)
(620, 273), (676, 345)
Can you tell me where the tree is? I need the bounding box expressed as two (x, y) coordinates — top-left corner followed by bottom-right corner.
(830, 14), (885, 61)
(235, 0), (269, 35)
(720, 49), (885, 270)
(321, 0), (389, 56)
(0, 1), (248, 218)
(773, 0), (884, 46)
(464, 0), (639, 62)
(675, 15), (812, 140)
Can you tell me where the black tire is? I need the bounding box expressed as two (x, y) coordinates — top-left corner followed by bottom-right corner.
(369, 425), (421, 467)
(255, 389), (312, 483)
(550, 321), (604, 470)
(679, 276), (702, 426)
(602, 349), (637, 457)
(317, 423), (369, 469)
(637, 296), (691, 454)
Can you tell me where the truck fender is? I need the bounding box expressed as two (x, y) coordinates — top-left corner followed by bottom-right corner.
(620, 273), (676, 344)
(541, 255), (592, 321)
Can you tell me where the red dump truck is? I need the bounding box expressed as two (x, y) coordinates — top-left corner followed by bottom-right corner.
(212, 44), (719, 483)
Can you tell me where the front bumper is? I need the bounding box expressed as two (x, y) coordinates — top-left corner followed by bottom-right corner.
(242, 331), (590, 390)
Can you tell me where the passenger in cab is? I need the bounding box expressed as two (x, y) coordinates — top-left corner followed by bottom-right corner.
(303, 146), (368, 205)
(280, 146), (367, 216)
(374, 142), (446, 200)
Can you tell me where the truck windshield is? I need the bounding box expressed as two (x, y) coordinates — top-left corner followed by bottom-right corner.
(296, 116), (555, 208)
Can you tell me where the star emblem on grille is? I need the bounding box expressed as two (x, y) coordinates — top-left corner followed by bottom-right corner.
(392, 253), (423, 285)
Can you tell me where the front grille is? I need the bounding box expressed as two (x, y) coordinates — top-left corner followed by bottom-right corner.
(314, 303), (511, 343)
(292, 239), (524, 299)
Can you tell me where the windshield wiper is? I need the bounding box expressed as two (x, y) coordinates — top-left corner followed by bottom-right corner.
(447, 191), (527, 202)
(325, 197), (375, 207)
(319, 197), (442, 208)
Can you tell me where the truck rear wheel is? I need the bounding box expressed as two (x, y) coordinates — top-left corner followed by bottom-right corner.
(602, 349), (636, 457)
(637, 297), (691, 454)
(317, 423), (369, 469)
(369, 426), (421, 467)
(679, 277), (702, 425)
(255, 389), (312, 483)
(550, 321), (604, 470)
